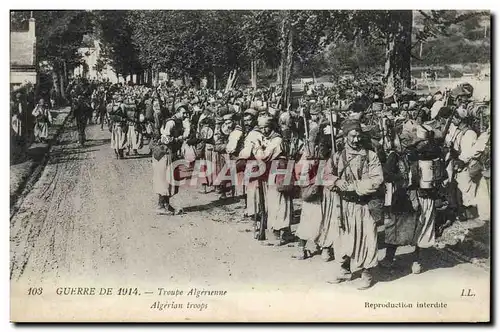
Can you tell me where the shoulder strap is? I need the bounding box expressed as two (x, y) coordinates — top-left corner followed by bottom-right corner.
(358, 150), (369, 179)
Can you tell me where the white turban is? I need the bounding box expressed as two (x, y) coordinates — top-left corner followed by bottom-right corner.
(258, 116), (274, 128)
(430, 100), (445, 119)
(456, 104), (469, 119)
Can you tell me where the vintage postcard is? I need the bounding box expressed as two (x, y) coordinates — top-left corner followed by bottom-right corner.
(9, 9), (491, 322)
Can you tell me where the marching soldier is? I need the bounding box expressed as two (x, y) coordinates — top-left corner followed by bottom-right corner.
(253, 116), (294, 245)
(214, 112), (238, 199)
(381, 120), (442, 274)
(151, 104), (191, 215)
(32, 98), (53, 144)
(326, 119), (384, 290)
(238, 108), (263, 220)
(108, 95), (128, 159)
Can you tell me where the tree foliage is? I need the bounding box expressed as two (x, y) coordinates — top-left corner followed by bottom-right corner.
(11, 10), (93, 72)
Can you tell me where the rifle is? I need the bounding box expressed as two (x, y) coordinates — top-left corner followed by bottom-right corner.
(327, 101), (344, 231)
(255, 177), (267, 241)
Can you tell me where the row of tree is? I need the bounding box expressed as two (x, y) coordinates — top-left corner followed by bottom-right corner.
(11, 10), (489, 109)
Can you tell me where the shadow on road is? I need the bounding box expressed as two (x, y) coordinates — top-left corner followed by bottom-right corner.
(183, 197), (240, 213)
(374, 246), (463, 285)
(63, 138), (111, 148)
(122, 153), (153, 160)
(49, 149), (100, 165)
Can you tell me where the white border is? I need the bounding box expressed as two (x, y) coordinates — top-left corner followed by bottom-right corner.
(2, 2), (497, 331)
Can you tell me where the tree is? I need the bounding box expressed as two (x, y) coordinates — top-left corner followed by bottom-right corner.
(94, 10), (142, 81)
(11, 10), (94, 100)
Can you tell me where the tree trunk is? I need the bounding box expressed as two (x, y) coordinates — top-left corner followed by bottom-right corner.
(383, 10), (413, 101)
(213, 71), (217, 90)
(183, 74), (190, 86)
(147, 68), (152, 86)
(225, 69), (237, 93)
(280, 11), (293, 111)
(251, 60), (258, 89)
(59, 70), (66, 101)
(276, 64), (282, 84)
(62, 61), (68, 93)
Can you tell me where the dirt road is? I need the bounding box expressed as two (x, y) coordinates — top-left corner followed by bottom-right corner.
(10, 118), (490, 322)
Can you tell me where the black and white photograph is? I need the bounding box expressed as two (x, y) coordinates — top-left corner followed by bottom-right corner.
(8, 9), (491, 322)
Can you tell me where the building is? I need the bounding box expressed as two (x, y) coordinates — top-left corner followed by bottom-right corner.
(10, 16), (37, 90)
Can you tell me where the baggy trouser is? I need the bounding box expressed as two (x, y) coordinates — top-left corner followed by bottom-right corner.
(76, 115), (87, 145)
(111, 123), (127, 158)
(127, 124), (142, 152)
(153, 152), (181, 213)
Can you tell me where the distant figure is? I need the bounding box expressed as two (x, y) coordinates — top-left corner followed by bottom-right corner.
(11, 93), (25, 141)
(32, 98), (52, 143)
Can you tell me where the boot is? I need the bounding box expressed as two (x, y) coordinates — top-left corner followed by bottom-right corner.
(278, 228), (294, 246)
(327, 257), (352, 284)
(412, 247), (423, 274)
(321, 247), (333, 262)
(291, 240), (309, 260)
(165, 197), (182, 215)
(379, 244), (397, 268)
(355, 268), (374, 290)
(155, 195), (168, 215)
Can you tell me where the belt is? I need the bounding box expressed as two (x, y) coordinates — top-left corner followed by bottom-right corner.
(339, 192), (372, 205)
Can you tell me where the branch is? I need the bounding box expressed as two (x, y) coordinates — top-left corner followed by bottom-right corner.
(411, 53), (423, 61)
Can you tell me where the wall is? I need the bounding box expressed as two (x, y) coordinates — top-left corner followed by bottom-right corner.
(10, 70), (37, 87)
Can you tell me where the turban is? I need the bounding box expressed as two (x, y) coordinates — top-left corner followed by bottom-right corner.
(243, 108), (258, 117)
(258, 116), (274, 128)
(175, 102), (186, 110)
(342, 119), (362, 134)
(255, 105), (268, 112)
(430, 100), (445, 119)
(310, 105), (322, 115)
(268, 107), (279, 118)
(222, 113), (234, 121)
(456, 104), (469, 119)
(399, 120), (421, 148)
(279, 111), (292, 127)
(416, 124), (433, 140)
(433, 92), (444, 101)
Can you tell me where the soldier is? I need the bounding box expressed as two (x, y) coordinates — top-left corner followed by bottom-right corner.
(294, 106), (332, 260)
(32, 98), (53, 143)
(238, 108), (263, 220)
(108, 95), (128, 159)
(380, 120), (442, 274)
(326, 119), (384, 290)
(214, 113), (238, 199)
(124, 99), (142, 156)
(151, 105), (190, 215)
(254, 116), (294, 245)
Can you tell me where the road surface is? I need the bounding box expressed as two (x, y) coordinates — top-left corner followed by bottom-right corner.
(10, 118), (490, 322)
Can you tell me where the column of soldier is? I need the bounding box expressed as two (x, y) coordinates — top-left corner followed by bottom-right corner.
(93, 76), (490, 290)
